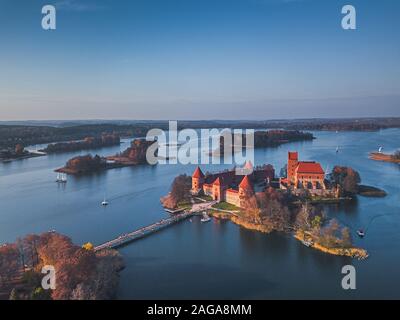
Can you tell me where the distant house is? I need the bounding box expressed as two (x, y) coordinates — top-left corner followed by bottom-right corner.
(191, 161), (275, 208)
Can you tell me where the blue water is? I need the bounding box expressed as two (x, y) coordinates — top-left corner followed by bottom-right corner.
(1, 130), (399, 299)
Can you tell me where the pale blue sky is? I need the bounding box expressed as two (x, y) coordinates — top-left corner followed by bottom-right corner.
(0, 0), (399, 120)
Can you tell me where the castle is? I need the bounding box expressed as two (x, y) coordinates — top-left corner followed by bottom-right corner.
(280, 151), (327, 193)
(191, 162), (275, 208)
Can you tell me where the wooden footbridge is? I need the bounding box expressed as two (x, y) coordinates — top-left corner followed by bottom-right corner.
(94, 201), (217, 252)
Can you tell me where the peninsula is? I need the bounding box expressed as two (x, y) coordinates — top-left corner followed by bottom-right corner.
(369, 151), (400, 164)
(0, 144), (45, 163)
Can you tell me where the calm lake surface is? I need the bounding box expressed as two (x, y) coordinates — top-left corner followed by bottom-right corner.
(1, 129), (399, 299)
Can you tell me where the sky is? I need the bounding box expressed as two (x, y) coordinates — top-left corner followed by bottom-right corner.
(0, 0), (399, 120)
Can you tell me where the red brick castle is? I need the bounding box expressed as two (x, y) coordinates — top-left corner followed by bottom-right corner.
(191, 162), (275, 208)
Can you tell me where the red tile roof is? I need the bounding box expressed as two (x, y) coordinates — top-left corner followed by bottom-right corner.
(192, 166), (204, 178)
(296, 161), (324, 174)
(213, 177), (222, 186)
(239, 175), (253, 190)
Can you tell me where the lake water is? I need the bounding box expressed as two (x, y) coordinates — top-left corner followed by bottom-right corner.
(1, 129), (399, 299)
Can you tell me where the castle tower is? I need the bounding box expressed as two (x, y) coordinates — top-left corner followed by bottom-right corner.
(243, 160), (254, 175)
(238, 175), (253, 208)
(191, 166), (204, 194)
(212, 177), (222, 201)
(287, 151), (299, 184)
(238, 175), (253, 197)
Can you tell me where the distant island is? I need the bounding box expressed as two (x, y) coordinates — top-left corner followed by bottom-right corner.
(0, 144), (45, 163)
(0, 232), (124, 300)
(41, 134), (121, 154)
(369, 151), (400, 164)
(2, 118), (400, 149)
(56, 139), (156, 175)
(161, 152), (388, 260)
(0, 123), (159, 149)
(213, 130), (314, 156)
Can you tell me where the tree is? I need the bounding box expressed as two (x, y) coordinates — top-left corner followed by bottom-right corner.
(82, 242), (94, 251)
(320, 219), (341, 247)
(15, 144), (24, 155)
(253, 188), (291, 231)
(161, 174), (191, 209)
(31, 287), (51, 300)
(331, 166), (361, 195)
(9, 288), (18, 300)
(341, 227), (352, 248)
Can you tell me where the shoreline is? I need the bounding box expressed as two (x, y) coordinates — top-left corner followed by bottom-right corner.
(1, 152), (46, 163)
(55, 162), (130, 175)
(294, 231), (368, 260)
(369, 152), (400, 164)
(209, 211), (368, 259)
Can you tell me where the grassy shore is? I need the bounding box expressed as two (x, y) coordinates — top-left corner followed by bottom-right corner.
(295, 230), (368, 260)
(369, 152), (400, 163)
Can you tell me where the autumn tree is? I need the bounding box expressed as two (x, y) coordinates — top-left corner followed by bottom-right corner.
(341, 227), (353, 248)
(249, 187), (291, 232)
(331, 166), (361, 195)
(392, 150), (400, 160)
(161, 174), (191, 209)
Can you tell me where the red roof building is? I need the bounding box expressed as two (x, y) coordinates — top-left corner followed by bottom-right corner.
(286, 152), (325, 190)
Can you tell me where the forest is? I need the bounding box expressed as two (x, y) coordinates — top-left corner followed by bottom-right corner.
(0, 232), (124, 300)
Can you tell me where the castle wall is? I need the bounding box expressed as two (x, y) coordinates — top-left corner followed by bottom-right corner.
(226, 190), (241, 207)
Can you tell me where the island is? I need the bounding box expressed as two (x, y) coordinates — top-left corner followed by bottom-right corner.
(55, 139), (156, 175)
(161, 152), (385, 260)
(0, 144), (45, 163)
(3, 117), (400, 150)
(0, 232), (124, 300)
(41, 133), (121, 154)
(212, 130), (314, 156)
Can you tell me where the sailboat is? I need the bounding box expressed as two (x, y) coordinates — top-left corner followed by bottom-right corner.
(378, 146), (383, 153)
(336, 146), (339, 153)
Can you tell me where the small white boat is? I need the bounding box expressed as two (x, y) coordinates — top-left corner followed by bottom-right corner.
(301, 239), (313, 247)
(200, 212), (211, 223)
(336, 146), (339, 153)
(56, 173), (67, 183)
(101, 197), (109, 206)
(357, 229), (365, 238)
